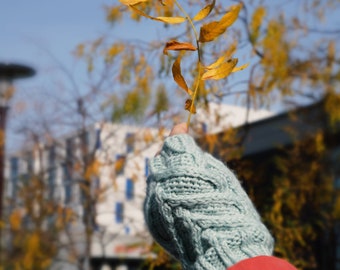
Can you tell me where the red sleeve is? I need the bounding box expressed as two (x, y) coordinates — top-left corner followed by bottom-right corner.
(228, 256), (298, 270)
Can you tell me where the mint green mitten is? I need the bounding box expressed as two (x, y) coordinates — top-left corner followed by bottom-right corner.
(144, 134), (274, 270)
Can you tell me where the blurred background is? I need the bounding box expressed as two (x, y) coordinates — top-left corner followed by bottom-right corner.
(1, 1), (340, 269)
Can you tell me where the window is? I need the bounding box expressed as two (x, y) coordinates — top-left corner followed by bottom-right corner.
(126, 178), (134, 200)
(64, 139), (75, 204)
(26, 151), (33, 173)
(115, 155), (126, 175)
(95, 128), (101, 150)
(22, 151), (33, 182)
(10, 157), (19, 197)
(66, 138), (74, 162)
(48, 145), (56, 198)
(201, 123), (208, 134)
(145, 158), (149, 177)
(126, 133), (135, 153)
(115, 202), (124, 223)
(48, 145), (56, 165)
(48, 168), (56, 198)
(63, 164), (72, 204)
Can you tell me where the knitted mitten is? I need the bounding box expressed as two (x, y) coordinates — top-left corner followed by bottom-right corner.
(144, 134), (274, 270)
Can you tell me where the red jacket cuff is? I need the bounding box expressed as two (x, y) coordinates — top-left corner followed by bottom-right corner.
(228, 256), (297, 270)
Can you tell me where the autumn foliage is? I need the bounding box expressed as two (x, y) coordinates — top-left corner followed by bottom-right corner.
(4, 0), (340, 269)
(109, 1), (340, 269)
(118, 0), (248, 127)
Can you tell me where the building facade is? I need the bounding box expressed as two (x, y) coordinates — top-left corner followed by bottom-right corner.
(4, 104), (274, 270)
(5, 123), (164, 270)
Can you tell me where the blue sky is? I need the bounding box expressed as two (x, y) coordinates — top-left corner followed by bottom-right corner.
(1, 1), (112, 67)
(1, 0), (119, 152)
(2, 1), (339, 153)
(0, 0), (167, 103)
(1, 0), (177, 153)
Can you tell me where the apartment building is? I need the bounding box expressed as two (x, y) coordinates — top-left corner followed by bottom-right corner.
(5, 122), (164, 269)
(4, 103), (274, 269)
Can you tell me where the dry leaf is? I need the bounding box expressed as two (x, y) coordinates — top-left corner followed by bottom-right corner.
(163, 40), (197, 55)
(119, 0), (147, 5)
(84, 159), (101, 180)
(192, 0), (216, 21)
(206, 44), (237, 70)
(172, 56), (193, 95)
(185, 99), (196, 114)
(199, 21), (225, 43)
(206, 54), (230, 70)
(155, 16), (186, 24)
(9, 209), (22, 230)
(199, 4), (242, 42)
(115, 156), (126, 174)
(202, 58), (238, 80)
(129, 5), (186, 24)
(220, 4), (242, 28)
(231, 63), (249, 73)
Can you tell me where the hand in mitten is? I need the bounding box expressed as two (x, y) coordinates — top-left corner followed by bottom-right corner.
(144, 124), (274, 270)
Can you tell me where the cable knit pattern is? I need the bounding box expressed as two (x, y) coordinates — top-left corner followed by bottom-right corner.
(144, 134), (274, 270)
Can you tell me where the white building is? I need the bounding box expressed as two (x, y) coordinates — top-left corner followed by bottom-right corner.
(4, 103), (274, 269)
(5, 122), (165, 269)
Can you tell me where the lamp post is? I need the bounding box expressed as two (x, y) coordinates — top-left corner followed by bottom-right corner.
(0, 63), (35, 235)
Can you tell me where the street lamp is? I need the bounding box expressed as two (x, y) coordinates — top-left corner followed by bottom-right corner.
(0, 63), (35, 226)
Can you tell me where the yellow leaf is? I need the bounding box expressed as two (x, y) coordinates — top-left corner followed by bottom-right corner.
(192, 0), (216, 21)
(202, 58), (238, 80)
(199, 21), (224, 43)
(106, 6), (122, 22)
(129, 5), (157, 20)
(143, 130), (154, 144)
(74, 44), (85, 57)
(119, 0), (147, 5)
(185, 99), (196, 114)
(155, 16), (186, 24)
(158, 126), (166, 138)
(106, 44), (124, 62)
(84, 159), (101, 180)
(231, 63), (249, 73)
(9, 209), (22, 230)
(205, 134), (218, 153)
(250, 6), (266, 42)
(328, 40), (335, 62)
(206, 54), (229, 70)
(163, 40), (197, 55)
(172, 56), (193, 95)
(220, 4), (242, 28)
(199, 4), (242, 42)
(25, 233), (40, 263)
(115, 156), (126, 174)
(129, 5), (186, 24)
(205, 49), (243, 72)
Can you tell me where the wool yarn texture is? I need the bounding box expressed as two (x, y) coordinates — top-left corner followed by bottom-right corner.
(144, 134), (274, 270)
